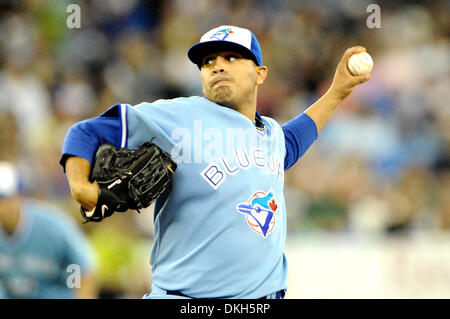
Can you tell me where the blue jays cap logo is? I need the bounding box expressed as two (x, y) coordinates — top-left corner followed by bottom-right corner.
(187, 25), (263, 68)
(236, 190), (278, 237)
(209, 27), (234, 41)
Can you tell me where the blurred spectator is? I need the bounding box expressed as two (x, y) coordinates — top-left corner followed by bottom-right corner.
(0, 162), (97, 298)
(0, 111), (19, 162)
(0, 12), (52, 154)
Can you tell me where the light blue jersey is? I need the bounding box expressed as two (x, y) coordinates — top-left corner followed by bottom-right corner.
(61, 95), (318, 298)
(119, 96), (286, 298)
(0, 200), (95, 298)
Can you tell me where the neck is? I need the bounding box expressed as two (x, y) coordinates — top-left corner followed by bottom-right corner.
(237, 88), (258, 122)
(214, 99), (257, 122)
(208, 89), (258, 122)
(239, 105), (257, 122)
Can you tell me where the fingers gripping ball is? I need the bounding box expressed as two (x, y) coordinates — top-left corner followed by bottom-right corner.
(80, 141), (177, 223)
(347, 52), (374, 76)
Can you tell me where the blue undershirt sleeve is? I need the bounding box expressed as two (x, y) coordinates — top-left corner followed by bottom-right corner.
(282, 112), (318, 171)
(59, 105), (124, 170)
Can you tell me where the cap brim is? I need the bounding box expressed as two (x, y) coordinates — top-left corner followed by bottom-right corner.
(187, 40), (259, 68)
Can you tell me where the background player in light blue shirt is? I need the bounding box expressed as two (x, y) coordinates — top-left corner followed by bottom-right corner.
(0, 162), (97, 298)
(60, 26), (370, 298)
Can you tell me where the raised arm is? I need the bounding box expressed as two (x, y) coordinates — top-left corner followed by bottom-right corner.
(304, 46), (371, 133)
(282, 46), (371, 170)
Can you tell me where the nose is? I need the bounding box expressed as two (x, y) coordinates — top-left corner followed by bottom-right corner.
(212, 56), (226, 73)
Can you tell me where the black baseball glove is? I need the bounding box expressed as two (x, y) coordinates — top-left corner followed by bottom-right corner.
(80, 141), (176, 223)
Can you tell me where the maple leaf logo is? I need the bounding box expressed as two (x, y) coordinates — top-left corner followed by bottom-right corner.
(268, 198), (278, 212)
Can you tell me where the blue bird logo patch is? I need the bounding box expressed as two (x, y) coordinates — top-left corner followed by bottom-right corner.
(236, 190), (278, 237)
(209, 27), (234, 41)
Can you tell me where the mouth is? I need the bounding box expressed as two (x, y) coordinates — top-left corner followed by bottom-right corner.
(211, 76), (232, 87)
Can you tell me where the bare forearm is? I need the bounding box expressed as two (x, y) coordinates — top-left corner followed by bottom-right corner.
(304, 89), (342, 134)
(305, 46), (371, 133)
(65, 156), (98, 210)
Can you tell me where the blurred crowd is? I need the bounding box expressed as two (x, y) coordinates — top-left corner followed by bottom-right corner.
(0, 0), (448, 298)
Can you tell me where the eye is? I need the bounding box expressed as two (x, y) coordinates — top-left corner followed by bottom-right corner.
(227, 55), (238, 62)
(203, 56), (215, 66)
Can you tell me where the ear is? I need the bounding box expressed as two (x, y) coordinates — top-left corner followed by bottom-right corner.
(256, 66), (268, 85)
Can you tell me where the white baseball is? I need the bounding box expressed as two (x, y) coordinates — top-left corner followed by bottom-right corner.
(347, 52), (373, 76)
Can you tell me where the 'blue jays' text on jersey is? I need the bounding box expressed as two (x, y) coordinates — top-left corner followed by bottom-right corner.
(61, 96), (317, 298)
(0, 200), (95, 299)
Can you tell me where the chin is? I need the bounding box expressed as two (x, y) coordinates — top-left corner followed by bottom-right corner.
(212, 89), (237, 108)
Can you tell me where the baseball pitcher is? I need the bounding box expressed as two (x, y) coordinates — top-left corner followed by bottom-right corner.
(60, 26), (370, 299)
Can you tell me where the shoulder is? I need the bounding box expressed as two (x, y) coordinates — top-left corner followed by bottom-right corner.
(134, 96), (205, 110)
(261, 115), (282, 131)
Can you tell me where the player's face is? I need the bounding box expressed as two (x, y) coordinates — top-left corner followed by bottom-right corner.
(200, 51), (266, 110)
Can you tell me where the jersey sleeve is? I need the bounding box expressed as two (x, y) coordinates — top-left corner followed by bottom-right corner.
(59, 100), (185, 170)
(59, 104), (126, 169)
(282, 112), (318, 170)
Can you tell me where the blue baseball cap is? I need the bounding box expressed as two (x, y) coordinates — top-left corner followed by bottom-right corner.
(188, 25), (263, 68)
